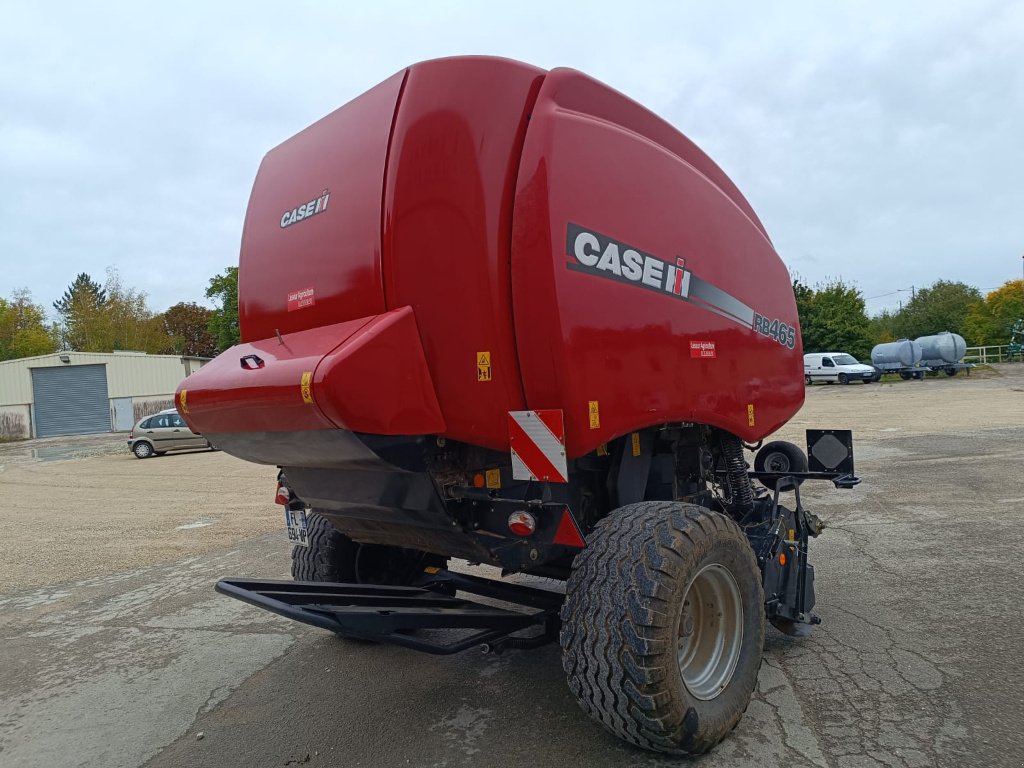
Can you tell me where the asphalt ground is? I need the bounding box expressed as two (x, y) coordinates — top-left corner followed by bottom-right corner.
(2, 366), (1023, 767)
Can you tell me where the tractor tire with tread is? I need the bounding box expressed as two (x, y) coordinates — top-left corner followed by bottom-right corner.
(561, 501), (765, 755)
(292, 510), (446, 585)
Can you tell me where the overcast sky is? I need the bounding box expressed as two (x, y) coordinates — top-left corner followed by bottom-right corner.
(2, 1), (1022, 319)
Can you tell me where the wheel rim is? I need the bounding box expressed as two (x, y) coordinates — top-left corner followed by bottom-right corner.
(763, 451), (790, 473)
(135, 443), (151, 458)
(676, 563), (744, 701)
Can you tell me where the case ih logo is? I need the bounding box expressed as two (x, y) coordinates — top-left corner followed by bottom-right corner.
(280, 189), (330, 228)
(565, 223), (796, 350)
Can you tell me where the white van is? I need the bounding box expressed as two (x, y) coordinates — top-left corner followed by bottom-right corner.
(803, 352), (879, 385)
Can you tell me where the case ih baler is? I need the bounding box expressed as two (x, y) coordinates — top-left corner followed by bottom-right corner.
(178, 56), (857, 755)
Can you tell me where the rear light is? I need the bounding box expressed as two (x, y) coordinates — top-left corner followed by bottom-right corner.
(507, 511), (536, 537)
(275, 483), (291, 506)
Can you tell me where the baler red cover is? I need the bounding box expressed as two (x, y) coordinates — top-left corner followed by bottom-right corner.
(177, 56), (803, 460)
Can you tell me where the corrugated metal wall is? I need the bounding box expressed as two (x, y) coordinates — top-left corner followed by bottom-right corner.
(0, 352), (198, 406)
(32, 364), (111, 437)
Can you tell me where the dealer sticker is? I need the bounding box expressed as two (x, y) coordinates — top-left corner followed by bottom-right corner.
(285, 507), (309, 547)
(690, 340), (716, 359)
(287, 287), (315, 312)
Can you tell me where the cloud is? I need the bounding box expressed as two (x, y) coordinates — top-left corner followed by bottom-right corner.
(1, 0), (1021, 319)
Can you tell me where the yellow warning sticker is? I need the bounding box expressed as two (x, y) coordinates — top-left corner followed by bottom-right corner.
(597, 443), (609, 457)
(485, 468), (501, 489)
(300, 371), (314, 404)
(588, 400), (600, 429)
(747, 403), (755, 427)
(631, 432), (641, 457)
(477, 351), (491, 382)
(178, 389), (189, 414)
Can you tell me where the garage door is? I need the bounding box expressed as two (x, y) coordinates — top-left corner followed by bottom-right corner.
(32, 364), (110, 437)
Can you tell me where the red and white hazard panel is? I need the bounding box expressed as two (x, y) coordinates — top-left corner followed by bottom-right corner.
(508, 410), (568, 483)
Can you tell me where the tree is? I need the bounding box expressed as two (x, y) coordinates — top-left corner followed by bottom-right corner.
(0, 289), (59, 361)
(53, 272), (107, 350)
(161, 302), (216, 357)
(53, 268), (167, 353)
(205, 266), (239, 352)
(793, 278), (873, 360)
(93, 269), (169, 353)
(964, 279), (1024, 345)
(53, 272), (106, 316)
(891, 280), (982, 342)
(867, 309), (899, 345)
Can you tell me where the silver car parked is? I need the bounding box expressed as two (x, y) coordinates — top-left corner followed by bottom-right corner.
(128, 408), (209, 459)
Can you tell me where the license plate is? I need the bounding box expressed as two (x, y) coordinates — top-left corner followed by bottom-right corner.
(285, 508), (309, 547)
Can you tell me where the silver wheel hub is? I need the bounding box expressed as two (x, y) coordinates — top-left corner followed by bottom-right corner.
(676, 563), (743, 700)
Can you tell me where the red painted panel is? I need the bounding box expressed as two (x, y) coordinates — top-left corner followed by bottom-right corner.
(177, 307), (444, 437)
(382, 57), (545, 450)
(238, 70), (405, 342)
(313, 306), (445, 435)
(511, 69), (803, 457)
(175, 317), (372, 434)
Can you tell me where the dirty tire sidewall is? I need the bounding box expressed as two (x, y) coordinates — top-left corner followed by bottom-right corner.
(561, 502), (765, 755)
(291, 510), (358, 583)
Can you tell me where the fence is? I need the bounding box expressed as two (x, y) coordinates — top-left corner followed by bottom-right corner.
(963, 345), (1019, 364)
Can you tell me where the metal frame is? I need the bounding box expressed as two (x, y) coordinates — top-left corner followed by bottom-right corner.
(216, 569), (563, 655)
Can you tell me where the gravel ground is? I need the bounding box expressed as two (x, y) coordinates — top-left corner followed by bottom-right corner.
(0, 438), (278, 591)
(1, 364), (1023, 768)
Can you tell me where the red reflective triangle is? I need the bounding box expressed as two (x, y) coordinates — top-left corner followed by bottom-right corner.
(553, 509), (586, 548)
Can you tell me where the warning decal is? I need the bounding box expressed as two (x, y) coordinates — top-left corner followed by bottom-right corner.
(178, 389), (189, 414)
(588, 401), (600, 430)
(747, 403), (755, 427)
(300, 371), (314, 404)
(477, 351), (492, 382)
(508, 410), (568, 483)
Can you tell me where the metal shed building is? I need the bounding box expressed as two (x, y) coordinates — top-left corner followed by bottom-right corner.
(0, 352), (208, 439)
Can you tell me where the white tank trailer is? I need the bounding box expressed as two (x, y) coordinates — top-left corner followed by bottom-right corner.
(871, 339), (923, 371)
(870, 333), (971, 379)
(916, 332), (967, 366)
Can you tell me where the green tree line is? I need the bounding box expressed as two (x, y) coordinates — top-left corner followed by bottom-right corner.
(0, 267), (240, 362)
(796, 277), (1024, 359)
(3, 264), (1020, 365)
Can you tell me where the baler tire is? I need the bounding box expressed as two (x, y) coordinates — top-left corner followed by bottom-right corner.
(292, 510), (446, 584)
(291, 511), (351, 583)
(561, 501), (764, 755)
